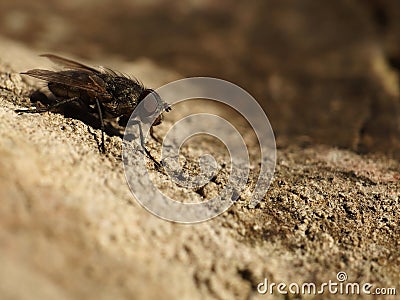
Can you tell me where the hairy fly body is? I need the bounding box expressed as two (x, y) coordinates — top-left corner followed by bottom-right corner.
(16, 54), (171, 166)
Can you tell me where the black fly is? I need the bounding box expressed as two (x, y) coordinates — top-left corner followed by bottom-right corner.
(15, 54), (171, 167)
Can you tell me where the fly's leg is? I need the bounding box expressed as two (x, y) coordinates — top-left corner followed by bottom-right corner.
(94, 98), (105, 153)
(150, 126), (162, 144)
(15, 96), (79, 113)
(131, 120), (161, 168)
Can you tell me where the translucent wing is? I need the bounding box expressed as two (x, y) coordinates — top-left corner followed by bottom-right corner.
(22, 69), (108, 95)
(40, 54), (101, 73)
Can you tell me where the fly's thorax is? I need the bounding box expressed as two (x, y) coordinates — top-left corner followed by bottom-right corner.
(104, 75), (143, 101)
(101, 75), (143, 116)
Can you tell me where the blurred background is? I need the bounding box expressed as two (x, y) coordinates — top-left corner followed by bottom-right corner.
(1, 0), (399, 156)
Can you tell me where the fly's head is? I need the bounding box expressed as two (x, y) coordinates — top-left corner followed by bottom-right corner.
(137, 89), (171, 126)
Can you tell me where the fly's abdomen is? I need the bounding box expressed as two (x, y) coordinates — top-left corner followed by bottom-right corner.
(48, 82), (82, 100)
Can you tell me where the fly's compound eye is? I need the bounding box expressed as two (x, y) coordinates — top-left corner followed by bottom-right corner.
(142, 94), (159, 117)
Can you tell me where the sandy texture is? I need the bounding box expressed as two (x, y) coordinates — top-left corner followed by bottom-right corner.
(1, 1), (400, 299)
(0, 39), (399, 300)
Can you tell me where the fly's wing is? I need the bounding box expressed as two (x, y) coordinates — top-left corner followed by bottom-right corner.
(40, 54), (101, 73)
(22, 69), (108, 95)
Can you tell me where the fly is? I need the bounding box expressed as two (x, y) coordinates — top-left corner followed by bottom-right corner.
(15, 54), (171, 167)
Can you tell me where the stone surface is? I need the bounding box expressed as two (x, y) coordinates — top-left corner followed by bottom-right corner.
(0, 38), (399, 300)
(1, 1), (400, 299)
